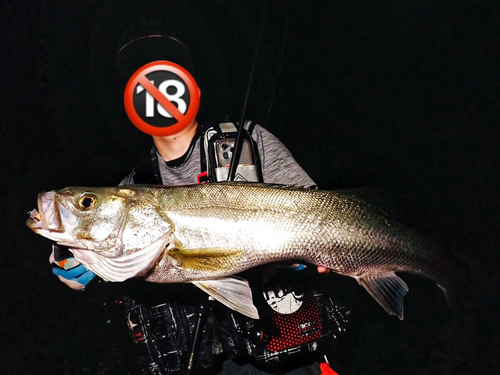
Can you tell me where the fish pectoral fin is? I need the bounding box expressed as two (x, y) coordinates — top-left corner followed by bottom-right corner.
(357, 272), (409, 320)
(168, 248), (244, 272)
(193, 277), (259, 319)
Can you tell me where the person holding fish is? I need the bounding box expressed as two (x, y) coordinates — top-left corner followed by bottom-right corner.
(43, 36), (349, 374)
(28, 29), (456, 374)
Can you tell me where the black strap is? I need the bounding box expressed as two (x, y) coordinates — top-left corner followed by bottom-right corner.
(132, 146), (162, 185)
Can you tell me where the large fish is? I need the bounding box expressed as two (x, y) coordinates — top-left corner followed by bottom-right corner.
(27, 183), (453, 319)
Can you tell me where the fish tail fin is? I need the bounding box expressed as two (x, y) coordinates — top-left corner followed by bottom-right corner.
(434, 245), (481, 321)
(437, 282), (456, 317)
(436, 257), (466, 319)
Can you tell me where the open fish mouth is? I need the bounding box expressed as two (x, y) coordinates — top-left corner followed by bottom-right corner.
(26, 191), (82, 247)
(27, 208), (42, 226)
(27, 191), (63, 231)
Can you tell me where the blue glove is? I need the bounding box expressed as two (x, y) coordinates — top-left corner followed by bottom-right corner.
(50, 244), (96, 290)
(288, 263), (307, 271)
(277, 262), (308, 271)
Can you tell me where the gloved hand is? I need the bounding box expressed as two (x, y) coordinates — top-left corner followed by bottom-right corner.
(50, 244), (96, 290)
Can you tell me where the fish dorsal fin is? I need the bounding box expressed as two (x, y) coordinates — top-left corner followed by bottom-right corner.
(168, 248), (245, 272)
(357, 272), (409, 320)
(193, 277), (259, 319)
(336, 187), (406, 221)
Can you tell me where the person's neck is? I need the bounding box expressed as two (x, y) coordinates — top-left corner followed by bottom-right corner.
(152, 121), (198, 162)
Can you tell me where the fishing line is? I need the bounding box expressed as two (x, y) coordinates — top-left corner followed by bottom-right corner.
(263, 1), (291, 129)
(227, 0), (270, 181)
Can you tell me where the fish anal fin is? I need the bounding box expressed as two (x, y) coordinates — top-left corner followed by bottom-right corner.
(357, 272), (409, 320)
(193, 277), (259, 319)
(168, 248), (245, 273)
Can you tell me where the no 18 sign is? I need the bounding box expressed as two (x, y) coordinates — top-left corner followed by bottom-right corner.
(124, 61), (200, 136)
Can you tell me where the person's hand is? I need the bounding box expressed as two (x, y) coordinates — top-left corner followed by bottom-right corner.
(317, 266), (330, 274)
(50, 244), (96, 290)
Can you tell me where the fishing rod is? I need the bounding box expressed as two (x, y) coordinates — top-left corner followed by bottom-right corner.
(188, 2), (276, 371)
(263, 1), (290, 129)
(227, 0), (270, 181)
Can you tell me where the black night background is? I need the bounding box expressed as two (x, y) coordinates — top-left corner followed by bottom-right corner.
(1, 0), (498, 373)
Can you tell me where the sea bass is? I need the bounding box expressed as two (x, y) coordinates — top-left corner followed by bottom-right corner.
(27, 183), (452, 319)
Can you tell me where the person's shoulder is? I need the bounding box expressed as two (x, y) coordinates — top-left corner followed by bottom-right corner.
(249, 123), (271, 135)
(248, 123), (280, 144)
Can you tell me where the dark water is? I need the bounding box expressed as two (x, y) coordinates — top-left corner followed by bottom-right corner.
(1, 0), (498, 373)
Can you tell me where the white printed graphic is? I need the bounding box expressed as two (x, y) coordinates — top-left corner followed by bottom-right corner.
(264, 285), (304, 314)
(137, 80), (187, 118)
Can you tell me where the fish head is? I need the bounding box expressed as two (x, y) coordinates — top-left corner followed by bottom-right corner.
(27, 186), (172, 281)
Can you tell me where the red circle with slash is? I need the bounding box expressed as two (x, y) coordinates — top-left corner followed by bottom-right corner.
(124, 61), (200, 136)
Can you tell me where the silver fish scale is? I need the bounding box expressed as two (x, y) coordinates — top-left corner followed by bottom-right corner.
(147, 184), (443, 283)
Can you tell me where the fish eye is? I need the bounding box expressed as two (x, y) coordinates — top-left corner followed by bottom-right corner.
(78, 194), (97, 210)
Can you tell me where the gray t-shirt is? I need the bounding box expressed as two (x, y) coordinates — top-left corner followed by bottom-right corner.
(122, 124), (316, 188)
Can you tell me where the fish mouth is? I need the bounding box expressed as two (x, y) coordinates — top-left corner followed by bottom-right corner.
(27, 191), (64, 231)
(26, 191), (82, 247)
